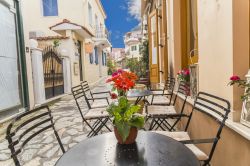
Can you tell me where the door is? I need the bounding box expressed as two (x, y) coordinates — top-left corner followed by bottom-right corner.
(78, 41), (83, 81)
(148, 10), (159, 84)
(43, 46), (64, 99)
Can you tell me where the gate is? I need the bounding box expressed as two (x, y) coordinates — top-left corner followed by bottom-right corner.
(43, 46), (64, 99)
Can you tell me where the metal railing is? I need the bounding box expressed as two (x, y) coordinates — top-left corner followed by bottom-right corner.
(95, 26), (110, 40)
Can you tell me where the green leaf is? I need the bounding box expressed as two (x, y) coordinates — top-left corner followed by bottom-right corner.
(129, 115), (145, 128)
(115, 122), (131, 142)
(124, 105), (141, 120)
(118, 97), (129, 109)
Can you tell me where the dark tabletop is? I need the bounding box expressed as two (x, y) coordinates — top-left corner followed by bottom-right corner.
(127, 90), (153, 98)
(56, 131), (200, 166)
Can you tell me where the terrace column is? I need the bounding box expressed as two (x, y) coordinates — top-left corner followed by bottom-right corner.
(60, 49), (72, 94)
(30, 39), (46, 105)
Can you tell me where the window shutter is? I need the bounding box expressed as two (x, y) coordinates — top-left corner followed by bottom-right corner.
(95, 47), (98, 64)
(102, 51), (104, 66)
(89, 53), (93, 64)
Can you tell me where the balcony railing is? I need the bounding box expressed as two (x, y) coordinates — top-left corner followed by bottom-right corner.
(95, 26), (110, 41)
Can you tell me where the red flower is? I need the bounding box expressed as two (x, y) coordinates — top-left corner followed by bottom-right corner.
(110, 93), (118, 99)
(230, 75), (240, 81)
(106, 70), (138, 95)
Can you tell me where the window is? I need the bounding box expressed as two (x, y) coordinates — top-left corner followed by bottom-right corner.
(94, 47), (98, 64)
(42, 0), (58, 16)
(131, 45), (137, 51)
(95, 14), (98, 28)
(88, 3), (93, 26)
(89, 53), (94, 64)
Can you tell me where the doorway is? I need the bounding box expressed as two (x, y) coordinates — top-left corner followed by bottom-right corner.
(78, 40), (83, 81)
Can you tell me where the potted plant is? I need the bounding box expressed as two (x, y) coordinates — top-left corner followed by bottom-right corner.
(177, 68), (191, 95)
(229, 75), (250, 126)
(106, 69), (145, 144)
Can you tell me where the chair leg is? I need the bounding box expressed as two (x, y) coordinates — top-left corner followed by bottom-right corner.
(53, 129), (66, 153)
(87, 120), (102, 137)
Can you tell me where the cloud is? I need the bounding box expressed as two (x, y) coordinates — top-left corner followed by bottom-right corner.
(127, 0), (141, 21)
(119, 5), (126, 10)
(126, 17), (132, 22)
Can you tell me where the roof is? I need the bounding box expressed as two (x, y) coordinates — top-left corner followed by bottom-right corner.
(36, 36), (69, 41)
(49, 19), (94, 37)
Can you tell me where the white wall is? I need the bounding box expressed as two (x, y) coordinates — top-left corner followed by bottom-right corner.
(198, 0), (233, 103)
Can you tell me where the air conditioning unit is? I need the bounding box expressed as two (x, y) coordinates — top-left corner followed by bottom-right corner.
(29, 31), (45, 39)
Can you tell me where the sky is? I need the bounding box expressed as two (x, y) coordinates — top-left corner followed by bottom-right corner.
(101, 0), (141, 48)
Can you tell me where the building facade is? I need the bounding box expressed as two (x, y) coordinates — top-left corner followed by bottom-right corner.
(124, 29), (142, 60)
(0, 0), (29, 120)
(21, 0), (111, 108)
(111, 48), (125, 68)
(141, 0), (250, 165)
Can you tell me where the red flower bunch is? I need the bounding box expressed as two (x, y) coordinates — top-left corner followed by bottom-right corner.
(177, 68), (190, 83)
(230, 75), (240, 81)
(106, 69), (138, 94)
(228, 75), (250, 101)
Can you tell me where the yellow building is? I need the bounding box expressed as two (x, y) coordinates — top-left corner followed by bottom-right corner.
(142, 0), (250, 165)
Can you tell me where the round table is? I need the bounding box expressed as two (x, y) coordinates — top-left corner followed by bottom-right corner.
(127, 90), (153, 105)
(56, 131), (199, 166)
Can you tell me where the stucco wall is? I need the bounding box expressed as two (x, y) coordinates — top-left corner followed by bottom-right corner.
(175, 96), (250, 166)
(198, 0), (233, 104)
(21, 0), (105, 44)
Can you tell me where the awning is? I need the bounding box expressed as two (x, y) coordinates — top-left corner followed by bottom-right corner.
(50, 19), (94, 38)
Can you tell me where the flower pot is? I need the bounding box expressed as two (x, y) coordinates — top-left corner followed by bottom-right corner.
(114, 127), (138, 144)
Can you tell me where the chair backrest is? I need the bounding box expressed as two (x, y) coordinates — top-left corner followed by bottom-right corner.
(6, 106), (65, 166)
(162, 77), (176, 103)
(71, 84), (92, 114)
(81, 81), (93, 98)
(173, 81), (190, 110)
(163, 77), (176, 92)
(186, 92), (230, 163)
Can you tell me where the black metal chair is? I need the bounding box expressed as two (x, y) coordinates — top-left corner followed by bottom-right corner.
(81, 81), (110, 108)
(6, 105), (65, 166)
(72, 85), (111, 137)
(146, 81), (189, 131)
(149, 77), (176, 105)
(153, 92), (231, 166)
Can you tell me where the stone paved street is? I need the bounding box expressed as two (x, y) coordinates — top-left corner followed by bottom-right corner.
(0, 82), (113, 166)
(0, 81), (170, 166)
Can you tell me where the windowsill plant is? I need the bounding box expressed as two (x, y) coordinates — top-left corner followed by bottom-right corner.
(177, 68), (191, 95)
(229, 75), (250, 125)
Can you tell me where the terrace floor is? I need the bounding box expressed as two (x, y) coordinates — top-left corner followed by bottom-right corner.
(0, 82), (113, 166)
(0, 81), (169, 166)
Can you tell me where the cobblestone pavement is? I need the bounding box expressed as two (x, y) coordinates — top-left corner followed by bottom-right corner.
(0, 81), (171, 166)
(0, 82), (113, 166)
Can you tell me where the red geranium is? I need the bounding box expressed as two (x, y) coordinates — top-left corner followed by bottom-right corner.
(106, 70), (138, 95)
(110, 93), (118, 99)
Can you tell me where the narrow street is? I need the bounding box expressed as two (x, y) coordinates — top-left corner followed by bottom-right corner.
(0, 80), (112, 166)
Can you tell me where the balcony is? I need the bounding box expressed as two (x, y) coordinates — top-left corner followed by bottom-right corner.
(92, 26), (112, 48)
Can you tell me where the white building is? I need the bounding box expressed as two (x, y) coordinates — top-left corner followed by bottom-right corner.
(124, 29), (142, 60)
(21, 0), (112, 107)
(111, 48), (125, 68)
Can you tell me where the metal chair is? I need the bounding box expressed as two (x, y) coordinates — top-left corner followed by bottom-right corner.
(6, 105), (65, 166)
(72, 85), (111, 137)
(149, 77), (176, 105)
(153, 92), (231, 166)
(146, 81), (189, 131)
(81, 81), (110, 108)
